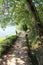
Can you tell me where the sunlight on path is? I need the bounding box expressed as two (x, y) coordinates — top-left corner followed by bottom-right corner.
(0, 32), (29, 65)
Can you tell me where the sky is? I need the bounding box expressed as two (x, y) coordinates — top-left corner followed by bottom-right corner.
(0, 25), (16, 38)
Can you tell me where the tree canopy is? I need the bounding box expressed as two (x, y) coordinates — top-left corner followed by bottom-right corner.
(0, 0), (43, 43)
(0, 0), (43, 27)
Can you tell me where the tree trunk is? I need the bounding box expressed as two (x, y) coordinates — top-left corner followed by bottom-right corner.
(27, 0), (43, 44)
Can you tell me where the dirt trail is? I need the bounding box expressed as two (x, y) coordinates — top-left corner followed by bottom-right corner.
(0, 32), (29, 65)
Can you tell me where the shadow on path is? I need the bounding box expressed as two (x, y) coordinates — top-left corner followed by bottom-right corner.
(0, 32), (29, 65)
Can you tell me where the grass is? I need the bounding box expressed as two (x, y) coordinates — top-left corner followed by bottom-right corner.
(0, 37), (6, 43)
(0, 34), (19, 56)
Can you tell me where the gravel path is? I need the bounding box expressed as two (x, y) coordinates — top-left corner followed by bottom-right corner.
(0, 32), (29, 65)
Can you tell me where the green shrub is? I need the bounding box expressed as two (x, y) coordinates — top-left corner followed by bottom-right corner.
(0, 34), (18, 56)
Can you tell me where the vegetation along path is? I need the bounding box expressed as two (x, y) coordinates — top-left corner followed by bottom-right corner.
(0, 32), (29, 65)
